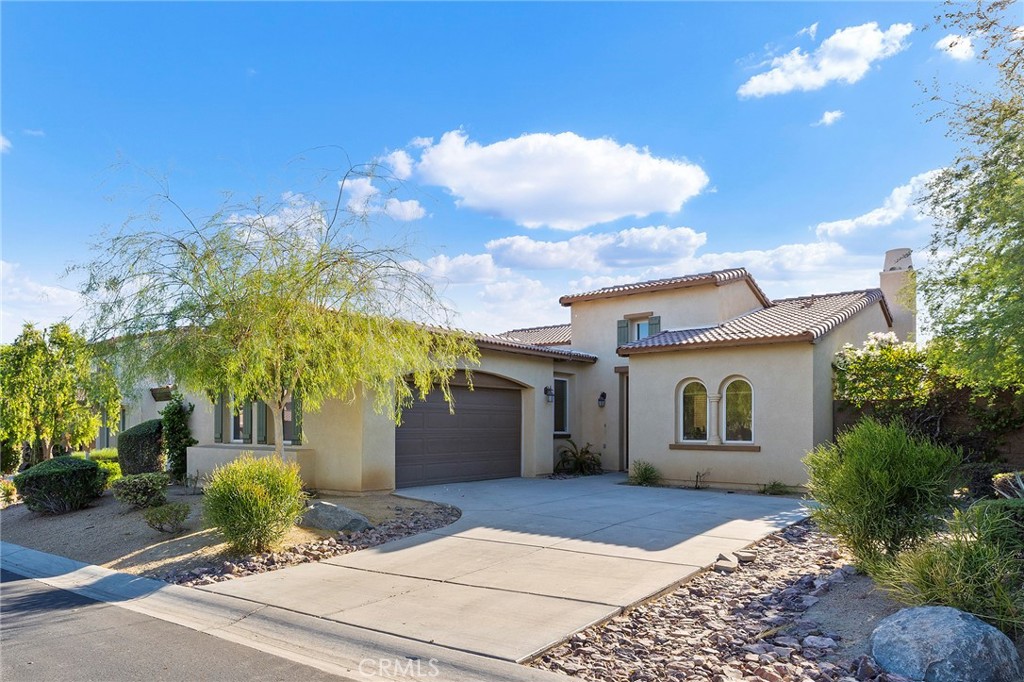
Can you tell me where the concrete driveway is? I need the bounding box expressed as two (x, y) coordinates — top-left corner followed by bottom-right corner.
(201, 474), (806, 663)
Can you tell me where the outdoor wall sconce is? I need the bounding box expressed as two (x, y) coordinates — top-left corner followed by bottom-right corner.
(544, 386), (555, 403)
(598, 392), (607, 408)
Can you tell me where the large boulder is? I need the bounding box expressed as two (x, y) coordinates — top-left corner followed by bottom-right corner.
(870, 606), (1023, 682)
(300, 500), (372, 533)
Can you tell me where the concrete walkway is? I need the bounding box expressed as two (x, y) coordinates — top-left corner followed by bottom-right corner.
(202, 474), (807, 663)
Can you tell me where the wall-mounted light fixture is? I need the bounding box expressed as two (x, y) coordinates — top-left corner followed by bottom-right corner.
(544, 386), (555, 403)
(598, 391), (607, 408)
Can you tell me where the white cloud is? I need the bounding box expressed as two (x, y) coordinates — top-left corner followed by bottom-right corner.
(738, 22), (913, 98)
(1, 260), (85, 342)
(797, 22), (819, 40)
(22, 129), (45, 137)
(409, 136), (434, 149)
(815, 170), (940, 238)
(382, 149), (414, 180)
(1, 135), (10, 153)
(342, 177), (424, 222)
(487, 225), (706, 271)
(933, 34), (975, 60)
(414, 253), (505, 284)
(415, 130), (709, 231)
(813, 110), (845, 126)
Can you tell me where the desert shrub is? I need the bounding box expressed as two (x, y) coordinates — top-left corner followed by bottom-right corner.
(554, 440), (602, 476)
(803, 417), (961, 564)
(112, 473), (169, 509)
(96, 460), (122, 488)
(143, 502), (190, 533)
(993, 471), (1024, 499)
(971, 498), (1024, 550)
(203, 453), (307, 554)
(11, 456), (107, 514)
(1, 479), (17, 507)
(117, 419), (164, 475)
(629, 460), (662, 487)
(760, 480), (797, 496)
(872, 502), (1024, 636)
(1, 440), (21, 475)
(161, 392), (197, 481)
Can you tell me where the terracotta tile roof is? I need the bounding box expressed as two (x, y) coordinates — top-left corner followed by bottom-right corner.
(500, 323), (572, 346)
(559, 268), (771, 307)
(470, 330), (596, 363)
(618, 289), (892, 355)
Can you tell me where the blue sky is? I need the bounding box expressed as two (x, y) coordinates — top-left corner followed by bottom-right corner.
(1, 2), (985, 341)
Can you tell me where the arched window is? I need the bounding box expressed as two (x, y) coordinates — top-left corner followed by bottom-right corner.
(724, 379), (753, 442)
(680, 382), (708, 441)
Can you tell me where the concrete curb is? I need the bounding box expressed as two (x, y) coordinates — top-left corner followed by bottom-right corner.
(0, 541), (570, 682)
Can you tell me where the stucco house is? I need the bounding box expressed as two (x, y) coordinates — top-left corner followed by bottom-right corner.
(107, 248), (914, 493)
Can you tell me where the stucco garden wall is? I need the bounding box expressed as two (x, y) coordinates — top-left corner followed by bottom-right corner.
(627, 343), (815, 491)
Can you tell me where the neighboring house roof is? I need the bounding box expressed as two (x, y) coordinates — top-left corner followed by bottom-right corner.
(558, 268), (772, 308)
(500, 323), (572, 346)
(618, 289), (893, 355)
(471, 330), (596, 363)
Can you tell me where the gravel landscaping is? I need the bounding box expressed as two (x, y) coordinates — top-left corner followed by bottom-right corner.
(531, 520), (910, 682)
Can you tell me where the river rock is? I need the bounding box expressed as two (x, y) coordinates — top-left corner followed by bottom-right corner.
(300, 500), (372, 532)
(870, 606), (1024, 682)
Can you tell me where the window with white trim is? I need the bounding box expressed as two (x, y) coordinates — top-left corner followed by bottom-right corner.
(554, 378), (569, 434)
(680, 381), (708, 441)
(723, 379), (753, 442)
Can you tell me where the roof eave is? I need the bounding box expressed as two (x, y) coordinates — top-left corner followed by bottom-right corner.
(476, 339), (597, 363)
(616, 332), (815, 356)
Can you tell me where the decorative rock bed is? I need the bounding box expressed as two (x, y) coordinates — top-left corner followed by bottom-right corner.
(163, 504), (461, 586)
(531, 521), (910, 682)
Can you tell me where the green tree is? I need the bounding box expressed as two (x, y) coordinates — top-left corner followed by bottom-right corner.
(78, 177), (480, 457)
(921, 0), (1024, 389)
(0, 322), (121, 463)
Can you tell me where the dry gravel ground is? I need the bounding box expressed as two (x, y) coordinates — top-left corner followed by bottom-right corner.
(531, 521), (913, 682)
(0, 485), (458, 581)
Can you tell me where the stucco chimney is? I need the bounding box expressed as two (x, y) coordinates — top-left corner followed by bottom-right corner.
(879, 248), (916, 342)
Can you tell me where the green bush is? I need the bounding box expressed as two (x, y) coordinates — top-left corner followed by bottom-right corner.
(1, 440), (21, 475)
(112, 473), (169, 509)
(117, 419), (164, 475)
(89, 448), (119, 463)
(143, 502), (190, 533)
(972, 498), (1024, 551)
(872, 502), (1024, 636)
(203, 453), (307, 554)
(629, 460), (662, 487)
(96, 460), (122, 489)
(760, 480), (797, 496)
(11, 457), (108, 514)
(554, 440), (602, 476)
(1, 479), (17, 507)
(803, 417), (961, 564)
(161, 392), (197, 481)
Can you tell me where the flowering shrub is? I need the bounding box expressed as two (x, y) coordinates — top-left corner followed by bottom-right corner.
(833, 332), (933, 410)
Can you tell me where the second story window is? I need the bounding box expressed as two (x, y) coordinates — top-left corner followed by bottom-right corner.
(634, 318), (650, 340)
(617, 315), (661, 346)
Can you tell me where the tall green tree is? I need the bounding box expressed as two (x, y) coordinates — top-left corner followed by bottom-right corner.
(78, 176), (480, 457)
(921, 0), (1023, 389)
(0, 322), (121, 462)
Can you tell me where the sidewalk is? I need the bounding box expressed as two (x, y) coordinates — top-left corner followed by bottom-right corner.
(0, 541), (570, 682)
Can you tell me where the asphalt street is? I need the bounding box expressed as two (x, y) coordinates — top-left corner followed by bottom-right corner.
(0, 568), (352, 682)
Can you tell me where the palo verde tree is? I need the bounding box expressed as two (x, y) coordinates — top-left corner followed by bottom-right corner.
(0, 322), (121, 463)
(920, 0), (1024, 390)
(77, 170), (480, 457)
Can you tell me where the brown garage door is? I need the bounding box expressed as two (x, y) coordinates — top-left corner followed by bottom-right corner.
(395, 384), (522, 488)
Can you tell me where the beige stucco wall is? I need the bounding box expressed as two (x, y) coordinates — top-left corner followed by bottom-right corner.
(566, 280), (765, 471)
(811, 303), (893, 445)
(627, 343), (815, 490)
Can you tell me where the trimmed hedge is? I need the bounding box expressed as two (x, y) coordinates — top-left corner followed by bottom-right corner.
(112, 473), (169, 509)
(117, 419), (164, 475)
(12, 456), (108, 514)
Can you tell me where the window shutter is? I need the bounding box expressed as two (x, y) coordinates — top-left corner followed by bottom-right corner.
(293, 395), (303, 445)
(214, 393), (224, 443)
(616, 319), (629, 346)
(648, 316), (661, 336)
(242, 400), (253, 443)
(256, 401), (267, 444)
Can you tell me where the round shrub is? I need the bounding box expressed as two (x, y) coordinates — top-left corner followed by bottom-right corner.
(117, 419), (164, 475)
(203, 453), (307, 554)
(629, 460), (662, 487)
(11, 456), (108, 514)
(112, 473), (170, 509)
(803, 417), (961, 565)
(96, 460), (122, 489)
(143, 502), (190, 533)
